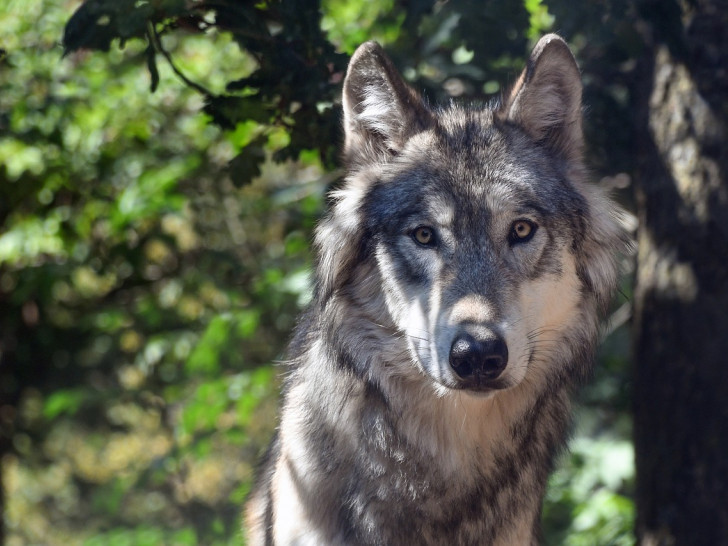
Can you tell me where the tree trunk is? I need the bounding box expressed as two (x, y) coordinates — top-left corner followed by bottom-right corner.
(633, 0), (728, 544)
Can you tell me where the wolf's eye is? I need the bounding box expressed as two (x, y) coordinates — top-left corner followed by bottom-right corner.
(412, 226), (436, 247)
(509, 220), (537, 244)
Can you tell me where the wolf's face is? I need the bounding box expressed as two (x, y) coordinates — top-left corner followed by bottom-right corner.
(358, 120), (587, 394)
(315, 37), (626, 396)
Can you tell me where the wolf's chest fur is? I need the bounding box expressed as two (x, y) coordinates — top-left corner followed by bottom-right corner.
(292, 367), (570, 545)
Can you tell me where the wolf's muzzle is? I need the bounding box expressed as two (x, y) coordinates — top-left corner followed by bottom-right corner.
(449, 333), (508, 389)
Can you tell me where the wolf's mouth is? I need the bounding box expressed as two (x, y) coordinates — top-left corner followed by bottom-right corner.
(451, 374), (513, 393)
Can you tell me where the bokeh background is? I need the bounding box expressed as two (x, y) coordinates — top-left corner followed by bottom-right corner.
(3, 0), (726, 544)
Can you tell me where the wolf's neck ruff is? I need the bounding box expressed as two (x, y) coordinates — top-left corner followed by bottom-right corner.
(245, 34), (629, 545)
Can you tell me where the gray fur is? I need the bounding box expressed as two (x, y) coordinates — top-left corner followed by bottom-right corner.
(245, 34), (630, 545)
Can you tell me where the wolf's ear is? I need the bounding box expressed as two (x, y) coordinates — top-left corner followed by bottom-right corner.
(342, 42), (432, 166)
(498, 34), (583, 162)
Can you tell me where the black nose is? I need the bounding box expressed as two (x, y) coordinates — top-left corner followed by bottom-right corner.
(449, 333), (508, 381)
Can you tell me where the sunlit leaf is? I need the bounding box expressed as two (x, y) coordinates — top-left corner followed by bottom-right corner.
(44, 389), (86, 419)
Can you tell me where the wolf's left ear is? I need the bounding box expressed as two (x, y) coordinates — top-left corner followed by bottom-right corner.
(342, 42), (433, 166)
(498, 34), (583, 162)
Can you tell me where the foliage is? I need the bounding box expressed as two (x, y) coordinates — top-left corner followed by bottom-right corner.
(545, 434), (635, 546)
(2, 1), (318, 542)
(1, 0), (640, 544)
(63, 0), (348, 183)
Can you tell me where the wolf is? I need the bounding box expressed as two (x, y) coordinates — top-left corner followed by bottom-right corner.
(244, 34), (629, 545)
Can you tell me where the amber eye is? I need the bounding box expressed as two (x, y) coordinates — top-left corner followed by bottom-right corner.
(510, 220), (536, 243)
(412, 226), (436, 247)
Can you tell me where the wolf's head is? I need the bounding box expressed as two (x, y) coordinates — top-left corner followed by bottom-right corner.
(315, 35), (629, 396)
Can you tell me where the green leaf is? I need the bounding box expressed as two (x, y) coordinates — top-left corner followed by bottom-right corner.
(204, 96), (271, 129)
(63, 0), (117, 54)
(186, 316), (232, 375)
(180, 380), (228, 435)
(63, 0), (151, 55)
(171, 528), (197, 546)
(44, 389), (86, 419)
(228, 145), (265, 187)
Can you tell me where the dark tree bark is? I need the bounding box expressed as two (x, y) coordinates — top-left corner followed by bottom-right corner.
(632, 0), (728, 543)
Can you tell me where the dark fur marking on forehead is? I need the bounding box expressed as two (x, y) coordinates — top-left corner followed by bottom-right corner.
(432, 106), (499, 151)
(360, 172), (453, 233)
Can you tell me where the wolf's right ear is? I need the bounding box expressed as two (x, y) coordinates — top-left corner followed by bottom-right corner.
(342, 42), (432, 166)
(497, 34), (583, 163)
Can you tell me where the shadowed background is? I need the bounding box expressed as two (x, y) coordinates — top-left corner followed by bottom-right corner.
(2, 0), (726, 544)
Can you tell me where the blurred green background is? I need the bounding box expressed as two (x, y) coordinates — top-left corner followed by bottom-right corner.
(1, 1), (639, 544)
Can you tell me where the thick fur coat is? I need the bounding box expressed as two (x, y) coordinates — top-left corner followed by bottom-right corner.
(245, 34), (629, 545)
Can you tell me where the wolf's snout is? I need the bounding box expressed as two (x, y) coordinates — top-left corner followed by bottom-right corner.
(449, 333), (508, 383)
